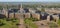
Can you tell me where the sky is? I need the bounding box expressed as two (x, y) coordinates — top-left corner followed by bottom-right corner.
(0, 0), (60, 2)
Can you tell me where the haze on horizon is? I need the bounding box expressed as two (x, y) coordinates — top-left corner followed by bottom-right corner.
(0, 0), (60, 2)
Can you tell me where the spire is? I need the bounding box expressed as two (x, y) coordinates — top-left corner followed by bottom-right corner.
(21, 3), (22, 8)
(20, 3), (25, 13)
(20, 3), (23, 10)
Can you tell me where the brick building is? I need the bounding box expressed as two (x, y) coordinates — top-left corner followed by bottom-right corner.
(0, 4), (60, 22)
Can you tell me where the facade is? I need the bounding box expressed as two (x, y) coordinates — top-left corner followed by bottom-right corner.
(47, 15), (59, 22)
(52, 15), (59, 22)
(24, 13), (30, 18)
(31, 13), (40, 20)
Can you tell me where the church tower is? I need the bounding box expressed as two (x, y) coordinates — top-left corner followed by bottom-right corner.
(20, 3), (23, 10)
(19, 3), (25, 13)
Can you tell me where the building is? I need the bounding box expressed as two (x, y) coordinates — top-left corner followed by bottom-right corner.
(0, 4), (60, 22)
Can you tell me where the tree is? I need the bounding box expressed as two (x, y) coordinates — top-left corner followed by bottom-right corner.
(57, 19), (60, 26)
(41, 8), (45, 12)
(24, 19), (38, 28)
(0, 19), (5, 26)
(0, 6), (3, 10)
